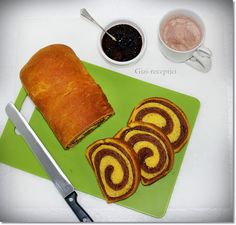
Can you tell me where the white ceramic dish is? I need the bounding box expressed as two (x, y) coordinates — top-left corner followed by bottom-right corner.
(98, 19), (146, 66)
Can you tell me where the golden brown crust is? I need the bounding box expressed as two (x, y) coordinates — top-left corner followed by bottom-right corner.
(86, 138), (140, 203)
(128, 97), (190, 153)
(20, 44), (114, 149)
(115, 121), (174, 185)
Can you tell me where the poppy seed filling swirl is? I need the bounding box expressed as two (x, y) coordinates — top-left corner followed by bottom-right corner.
(130, 98), (189, 151)
(88, 141), (138, 200)
(116, 123), (173, 185)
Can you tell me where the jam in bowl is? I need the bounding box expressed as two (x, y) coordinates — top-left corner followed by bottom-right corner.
(99, 20), (146, 65)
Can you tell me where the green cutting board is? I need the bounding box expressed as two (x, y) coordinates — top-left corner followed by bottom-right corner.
(0, 62), (200, 218)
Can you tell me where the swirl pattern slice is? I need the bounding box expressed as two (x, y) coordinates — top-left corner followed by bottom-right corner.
(128, 97), (190, 153)
(115, 122), (174, 185)
(86, 138), (140, 203)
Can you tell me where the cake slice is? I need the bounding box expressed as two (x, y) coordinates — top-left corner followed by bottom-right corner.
(128, 97), (190, 153)
(86, 138), (140, 203)
(115, 122), (174, 185)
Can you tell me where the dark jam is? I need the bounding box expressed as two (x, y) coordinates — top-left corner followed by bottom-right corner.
(102, 24), (142, 62)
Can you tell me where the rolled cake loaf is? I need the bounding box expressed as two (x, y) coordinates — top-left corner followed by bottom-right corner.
(115, 122), (174, 185)
(86, 138), (140, 203)
(20, 44), (114, 149)
(128, 97), (190, 153)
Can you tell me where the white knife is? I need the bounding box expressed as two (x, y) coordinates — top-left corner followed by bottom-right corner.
(5, 102), (93, 222)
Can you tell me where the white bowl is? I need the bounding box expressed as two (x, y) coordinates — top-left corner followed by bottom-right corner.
(98, 19), (147, 66)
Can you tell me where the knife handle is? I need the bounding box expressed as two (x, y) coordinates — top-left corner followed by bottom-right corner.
(65, 191), (93, 222)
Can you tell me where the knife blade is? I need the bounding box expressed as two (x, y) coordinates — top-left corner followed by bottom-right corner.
(5, 102), (93, 222)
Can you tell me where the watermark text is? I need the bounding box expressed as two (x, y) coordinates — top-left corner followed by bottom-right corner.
(134, 68), (176, 76)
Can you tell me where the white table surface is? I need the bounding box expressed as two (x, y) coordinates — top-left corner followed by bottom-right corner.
(0, 0), (234, 222)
